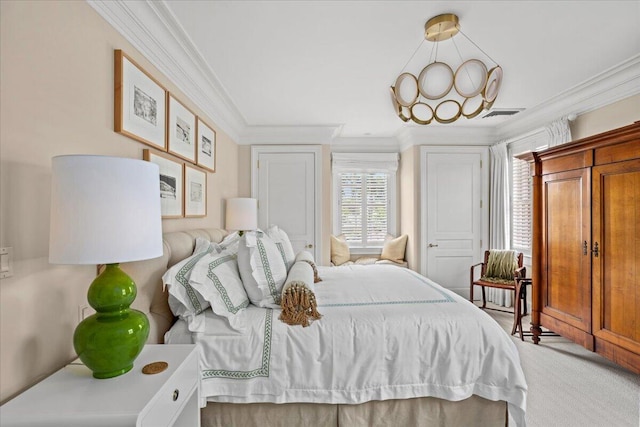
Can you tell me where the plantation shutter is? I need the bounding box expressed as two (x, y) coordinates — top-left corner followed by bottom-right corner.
(339, 172), (388, 245)
(340, 173), (363, 242)
(511, 157), (532, 251)
(332, 153), (398, 247)
(366, 173), (387, 243)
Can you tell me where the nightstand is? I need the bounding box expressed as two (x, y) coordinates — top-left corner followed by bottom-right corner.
(1, 344), (200, 427)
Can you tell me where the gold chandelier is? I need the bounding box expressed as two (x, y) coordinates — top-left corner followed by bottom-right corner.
(390, 14), (503, 125)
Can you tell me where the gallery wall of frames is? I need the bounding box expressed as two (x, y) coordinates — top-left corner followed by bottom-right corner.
(114, 49), (214, 218)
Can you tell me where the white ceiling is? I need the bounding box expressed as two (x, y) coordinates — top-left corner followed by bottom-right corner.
(92, 1), (640, 145)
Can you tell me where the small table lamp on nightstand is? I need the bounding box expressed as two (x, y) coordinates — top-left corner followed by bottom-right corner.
(225, 197), (257, 235)
(49, 155), (163, 379)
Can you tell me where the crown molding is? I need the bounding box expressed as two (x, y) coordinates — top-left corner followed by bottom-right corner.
(88, 0), (246, 142)
(396, 126), (496, 151)
(496, 54), (640, 141)
(239, 125), (341, 145)
(331, 137), (402, 153)
(88, 1), (639, 148)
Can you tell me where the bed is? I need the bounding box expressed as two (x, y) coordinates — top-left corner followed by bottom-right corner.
(123, 228), (527, 426)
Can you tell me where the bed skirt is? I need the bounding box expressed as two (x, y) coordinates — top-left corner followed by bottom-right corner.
(201, 395), (507, 427)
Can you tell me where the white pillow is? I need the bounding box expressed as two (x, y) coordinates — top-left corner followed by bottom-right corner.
(266, 225), (296, 270)
(330, 234), (351, 265)
(237, 231), (288, 308)
(219, 231), (241, 254)
(380, 234), (408, 264)
(294, 250), (322, 282)
(189, 249), (249, 331)
(163, 237), (217, 319)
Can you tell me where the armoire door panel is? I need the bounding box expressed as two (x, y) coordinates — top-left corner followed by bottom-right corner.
(542, 168), (591, 331)
(524, 123), (640, 373)
(592, 158), (640, 353)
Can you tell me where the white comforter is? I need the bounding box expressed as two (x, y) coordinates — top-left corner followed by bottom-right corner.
(166, 265), (527, 426)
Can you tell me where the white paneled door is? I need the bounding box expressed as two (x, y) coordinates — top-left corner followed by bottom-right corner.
(251, 146), (322, 260)
(420, 147), (488, 298)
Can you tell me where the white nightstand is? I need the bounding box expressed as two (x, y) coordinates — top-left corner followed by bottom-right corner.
(1, 344), (200, 427)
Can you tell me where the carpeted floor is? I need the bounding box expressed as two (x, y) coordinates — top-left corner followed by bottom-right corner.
(484, 305), (640, 427)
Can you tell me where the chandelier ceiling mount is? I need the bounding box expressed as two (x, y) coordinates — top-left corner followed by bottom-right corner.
(390, 13), (503, 125)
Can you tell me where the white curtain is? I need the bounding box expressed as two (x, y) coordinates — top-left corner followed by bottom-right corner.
(546, 117), (572, 147)
(486, 141), (512, 307)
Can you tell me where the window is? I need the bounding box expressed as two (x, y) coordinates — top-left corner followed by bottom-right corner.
(338, 172), (389, 246)
(508, 131), (548, 257)
(511, 157), (532, 254)
(332, 153), (398, 250)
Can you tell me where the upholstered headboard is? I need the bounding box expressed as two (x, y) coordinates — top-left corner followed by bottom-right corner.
(121, 228), (228, 343)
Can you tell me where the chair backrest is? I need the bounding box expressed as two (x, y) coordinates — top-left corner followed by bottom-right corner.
(482, 250), (524, 280)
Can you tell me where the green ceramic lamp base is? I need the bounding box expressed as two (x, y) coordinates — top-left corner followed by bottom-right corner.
(73, 264), (149, 379)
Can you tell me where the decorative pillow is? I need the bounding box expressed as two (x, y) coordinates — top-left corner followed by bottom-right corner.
(380, 234), (408, 264)
(219, 231), (241, 254)
(330, 234), (351, 266)
(279, 260), (321, 327)
(189, 248), (250, 331)
(163, 237), (217, 319)
(237, 231), (288, 308)
(266, 225), (296, 270)
(484, 250), (517, 280)
(294, 250), (322, 282)
(354, 256), (378, 265)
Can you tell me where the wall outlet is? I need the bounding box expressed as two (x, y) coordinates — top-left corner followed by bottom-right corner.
(77, 305), (94, 323)
(0, 247), (13, 279)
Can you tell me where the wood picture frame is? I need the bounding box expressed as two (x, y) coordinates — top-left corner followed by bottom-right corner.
(143, 149), (184, 219)
(184, 164), (207, 217)
(196, 118), (216, 172)
(167, 94), (197, 163)
(114, 50), (167, 150)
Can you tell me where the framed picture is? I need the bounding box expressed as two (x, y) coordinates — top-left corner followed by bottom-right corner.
(143, 149), (184, 219)
(114, 50), (167, 150)
(196, 118), (216, 172)
(167, 94), (197, 163)
(184, 164), (207, 217)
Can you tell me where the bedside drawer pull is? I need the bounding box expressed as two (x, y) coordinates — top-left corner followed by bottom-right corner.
(172, 389), (179, 402)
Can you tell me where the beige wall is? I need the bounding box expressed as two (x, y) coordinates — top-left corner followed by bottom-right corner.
(571, 94), (640, 140)
(399, 146), (419, 270)
(0, 1), (239, 402)
(238, 145), (252, 198)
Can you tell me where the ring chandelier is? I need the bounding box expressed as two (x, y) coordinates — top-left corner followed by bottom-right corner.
(390, 14), (503, 125)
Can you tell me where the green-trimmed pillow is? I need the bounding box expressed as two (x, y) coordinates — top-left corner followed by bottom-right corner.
(189, 248), (249, 331)
(237, 231), (288, 308)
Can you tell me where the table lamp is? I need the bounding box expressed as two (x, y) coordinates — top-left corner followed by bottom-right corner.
(49, 155), (163, 379)
(225, 198), (257, 235)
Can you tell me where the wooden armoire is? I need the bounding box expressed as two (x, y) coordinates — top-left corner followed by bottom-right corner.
(520, 122), (640, 374)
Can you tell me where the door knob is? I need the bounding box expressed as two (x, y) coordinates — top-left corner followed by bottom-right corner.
(305, 244), (314, 249)
(428, 243), (438, 248)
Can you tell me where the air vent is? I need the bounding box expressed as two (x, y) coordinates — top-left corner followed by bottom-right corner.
(480, 108), (524, 119)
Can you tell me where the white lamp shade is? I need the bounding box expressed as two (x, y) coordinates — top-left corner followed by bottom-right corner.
(225, 198), (257, 231)
(49, 155), (163, 265)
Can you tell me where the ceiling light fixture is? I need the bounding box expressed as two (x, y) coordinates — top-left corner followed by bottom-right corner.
(390, 14), (503, 125)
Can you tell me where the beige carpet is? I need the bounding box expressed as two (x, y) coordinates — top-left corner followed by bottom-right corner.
(484, 305), (640, 427)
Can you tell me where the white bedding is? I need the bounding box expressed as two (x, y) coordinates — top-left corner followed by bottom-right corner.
(165, 264), (527, 426)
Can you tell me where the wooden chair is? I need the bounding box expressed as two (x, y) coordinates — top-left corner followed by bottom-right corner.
(470, 250), (527, 339)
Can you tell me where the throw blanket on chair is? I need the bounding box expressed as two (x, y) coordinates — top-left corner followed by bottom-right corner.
(482, 250), (517, 284)
(280, 260), (322, 327)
